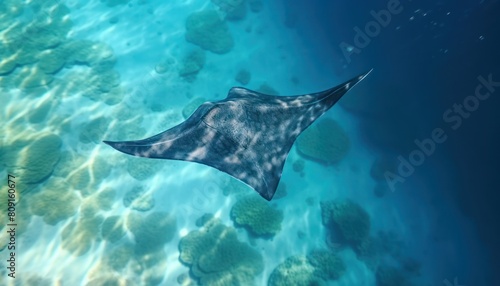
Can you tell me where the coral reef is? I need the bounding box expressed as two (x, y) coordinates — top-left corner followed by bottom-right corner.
(0, 133), (63, 193)
(179, 49), (206, 81)
(6, 273), (52, 286)
(320, 200), (370, 247)
(177, 273), (197, 285)
(102, 243), (135, 271)
(91, 188), (116, 211)
(179, 221), (263, 285)
(66, 157), (112, 196)
(123, 186), (155, 212)
(273, 182), (288, 199)
(107, 116), (146, 140)
(97, 242), (169, 285)
(126, 157), (163, 181)
(230, 194), (283, 237)
(182, 97), (207, 119)
(296, 118), (350, 165)
(235, 69), (251, 85)
(61, 206), (104, 256)
(268, 256), (320, 286)
(222, 176), (252, 197)
(37, 48), (66, 74)
(29, 178), (80, 225)
(212, 0), (247, 21)
(14, 66), (54, 88)
(101, 215), (126, 243)
(307, 250), (346, 281)
(0, 0), (24, 31)
(268, 250), (345, 286)
(0, 2), (71, 86)
(3, 4), (72, 54)
(257, 83), (279, 95)
(375, 265), (414, 286)
(66, 39), (114, 65)
(292, 159), (305, 177)
(195, 213), (215, 227)
(370, 155), (397, 181)
(0, 197), (30, 251)
(59, 39), (121, 102)
(0, 2), (123, 105)
(127, 211), (176, 255)
(28, 100), (53, 123)
(185, 10), (234, 54)
(0, 53), (16, 75)
(84, 276), (127, 286)
(155, 56), (174, 74)
(54, 151), (113, 197)
(134, 250), (169, 285)
(352, 230), (414, 272)
(79, 117), (111, 144)
(21, 133), (62, 185)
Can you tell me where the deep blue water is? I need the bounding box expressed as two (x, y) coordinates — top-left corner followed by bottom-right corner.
(290, 0), (500, 284)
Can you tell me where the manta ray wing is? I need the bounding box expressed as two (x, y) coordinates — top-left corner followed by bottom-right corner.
(104, 70), (371, 200)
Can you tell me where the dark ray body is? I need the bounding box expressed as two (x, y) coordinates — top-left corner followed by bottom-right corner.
(104, 70), (371, 200)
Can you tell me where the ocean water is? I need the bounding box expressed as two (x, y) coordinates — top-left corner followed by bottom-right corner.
(1, 0), (499, 285)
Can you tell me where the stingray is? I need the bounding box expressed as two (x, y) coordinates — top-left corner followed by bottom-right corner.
(104, 70), (371, 200)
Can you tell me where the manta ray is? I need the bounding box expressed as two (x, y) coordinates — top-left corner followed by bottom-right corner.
(104, 70), (371, 200)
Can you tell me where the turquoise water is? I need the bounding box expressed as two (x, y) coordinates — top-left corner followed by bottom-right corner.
(0, 0), (497, 285)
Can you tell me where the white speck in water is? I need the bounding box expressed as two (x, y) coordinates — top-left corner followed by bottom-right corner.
(179, 228), (189, 237)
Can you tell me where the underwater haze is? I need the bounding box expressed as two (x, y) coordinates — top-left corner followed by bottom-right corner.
(1, 0), (499, 285)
